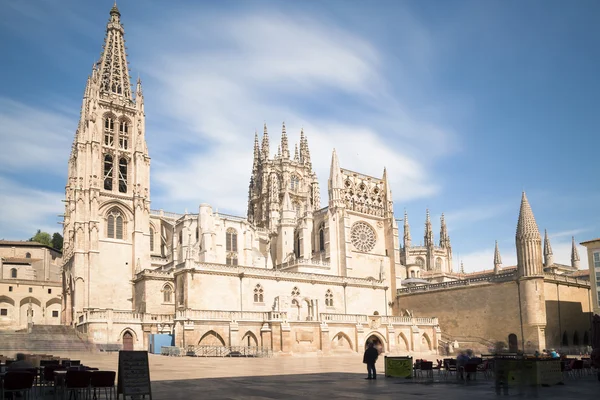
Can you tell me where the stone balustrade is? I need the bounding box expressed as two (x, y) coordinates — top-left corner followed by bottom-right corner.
(150, 209), (187, 220)
(320, 313), (368, 323)
(397, 271), (517, 295)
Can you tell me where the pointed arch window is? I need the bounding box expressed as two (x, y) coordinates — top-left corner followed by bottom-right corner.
(104, 116), (115, 146)
(150, 227), (155, 251)
(11, 268), (17, 278)
(318, 223), (325, 252)
(290, 175), (300, 192)
(435, 258), (442, 270)
(254, 284), (264, 303)
(103, 154), (113, 191)
(325, 289), (333, 307)
(162, 284), (173, 303)
(118, 158), (128, 193)
(294, 231), (301, 259)
(107, 208), (125, 239)
(226, 228), (238, 266)
(119, 120), (129, 149)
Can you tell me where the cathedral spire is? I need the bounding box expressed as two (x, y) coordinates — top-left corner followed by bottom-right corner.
(571, 236), (580, 269)
(439, 213), (450, 248)
(403, 209), (411, 248)
(252, 130), (260, 172)
(280, 122), (289, 159)
(424, 209), (434, 247)
(328, 149), (344, 208)
(261, 123), (270, 159)
(515, 192), (543, 277)
(543, 229), (554, 267)
(98, 2), (132, 100)
(494, 240), (502, 274)
(301, 129), (312, 169)
(294, 143), (299, 161)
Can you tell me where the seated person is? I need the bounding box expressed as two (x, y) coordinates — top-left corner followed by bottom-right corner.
(7, 353), (34, 370)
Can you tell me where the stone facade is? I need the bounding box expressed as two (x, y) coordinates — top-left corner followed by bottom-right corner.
(60, 5), (441, 354)
(580, 238), (600, 317)
(0, 241), (63, 329)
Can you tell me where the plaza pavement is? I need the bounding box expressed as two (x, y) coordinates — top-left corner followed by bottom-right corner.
(40, 352), (599, 399)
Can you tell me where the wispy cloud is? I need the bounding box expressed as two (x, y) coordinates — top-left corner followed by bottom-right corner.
(0, 98), (72, 174)
(444, 202), (513, 230)
(132, 8), (456, 215)
(0, 177), (63, 239)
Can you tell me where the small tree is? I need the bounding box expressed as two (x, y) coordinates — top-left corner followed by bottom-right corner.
(51, 232), (63, 251)
(30, 230), (52, 247)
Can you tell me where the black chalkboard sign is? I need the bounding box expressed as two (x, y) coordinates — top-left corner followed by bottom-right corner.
(117, 350), (152, 400)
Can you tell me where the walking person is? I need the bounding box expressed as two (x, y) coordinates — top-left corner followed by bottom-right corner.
(363, 342), (379, 380)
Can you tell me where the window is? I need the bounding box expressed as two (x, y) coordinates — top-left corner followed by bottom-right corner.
(8, 286), (12, 292)
(410, 270), (415, 278)
(254, 284), (264, 303)
(107, 208), (125, 239)
(415, 258), (424, 267)
(150, 228), (154, 251)
(29, 288), (32, 293)
(163, 285), (173, 303)
(48, 289), (52, 294)
(294, 232), (300, 259)
(325, 289), (333, 307)
(435, 258), (442, 270)
(10, 268), (17, 278)
(291, 287), (300, 297)
(318, 223), (325, 252)
(226, 228), (238, 266)
(0, 309), (7, 316)
(25, 252), (31, 259)
(226, 228), (238, 252)
(118, 158), (128, 193)
(104, 116), (115, 146)
(178, 231), (183, 244)
(119, 120), (129, 149)
(52, 310), (59, 318)
(103, 154), (113, 190)
(196, 227), (199, 241)
(594, 252), (600, 268)
(290, 175), (300, 191)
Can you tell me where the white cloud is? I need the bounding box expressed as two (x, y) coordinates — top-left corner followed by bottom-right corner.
(133, 9), (455, 215)
(0, 98), (72, 174)
(0, 177), (64, 239)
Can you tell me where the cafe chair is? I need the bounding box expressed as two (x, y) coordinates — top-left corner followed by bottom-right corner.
(64, 370), (92, 400)
(2, 371), (35, 400)
(90, 371), (117, 400)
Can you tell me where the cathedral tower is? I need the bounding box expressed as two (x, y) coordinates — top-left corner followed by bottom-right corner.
(247, 123), (320, 265)
(61, 4), (151, 323)
(515, 192), (543, 277)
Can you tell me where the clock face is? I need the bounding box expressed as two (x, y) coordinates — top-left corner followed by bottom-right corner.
(350, 221), (376, 253)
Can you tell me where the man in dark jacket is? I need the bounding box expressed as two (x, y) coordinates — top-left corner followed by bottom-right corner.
(363, 342), (379, 380)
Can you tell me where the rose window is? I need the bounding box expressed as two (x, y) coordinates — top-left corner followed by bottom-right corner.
(350, 222), (376, 252)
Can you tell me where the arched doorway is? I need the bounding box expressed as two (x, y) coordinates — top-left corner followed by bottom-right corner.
(123, 331), (134, 351)
(365, 333), (385, 354)
(508, 333), (518, 352)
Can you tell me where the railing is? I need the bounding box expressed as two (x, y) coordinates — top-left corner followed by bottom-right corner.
(397, 271), (518, 294)
(218, 212), (247, 222)
(176, 309), (270, 321)
(544, 273), (590, 287)
(77, 309), (174, 325)
(320, 313), (369, 323)
(190, 262), (386, 288)
(379, 316), (412, 324)
(278, 257), (331, 269)
(150, 209), (187, 219)
(187, 345), (273, 358)
(160, 346), (185, 357)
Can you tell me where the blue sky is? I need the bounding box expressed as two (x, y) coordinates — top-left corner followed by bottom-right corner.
(0, 0), (598, 271)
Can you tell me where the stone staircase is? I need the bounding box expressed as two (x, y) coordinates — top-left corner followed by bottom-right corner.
(0, 325), (95, 354)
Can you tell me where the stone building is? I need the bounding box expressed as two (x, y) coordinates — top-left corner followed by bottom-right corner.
(60, 5), (441, 354)
(0, 241), (63, 329)
(396, 193), (593, 354)
(580, 238), (600, 317)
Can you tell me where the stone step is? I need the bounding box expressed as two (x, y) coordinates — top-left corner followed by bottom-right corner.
(0, 325), (95, 354)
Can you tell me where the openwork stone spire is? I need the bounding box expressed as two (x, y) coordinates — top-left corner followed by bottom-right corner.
(280, 122), (289, 159)
(300, 128), (312, 169)
(261, 123), (269, 159)
(571, 236), (580, 269)
(424, 209), (434, 247)
(98, 3), (132, 100)
(252, 130), (260, 172)
(294, 143), (299, 161)
(439, 213), (450, 248)
(494, 240), (502, 274)
(515, 192), (543, 277)
(543, 229), (554, 267)
(403, 209), (412, 248)
(328, 149), (344, 208)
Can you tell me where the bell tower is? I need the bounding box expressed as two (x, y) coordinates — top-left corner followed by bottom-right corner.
(62, 4), (151, 323)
